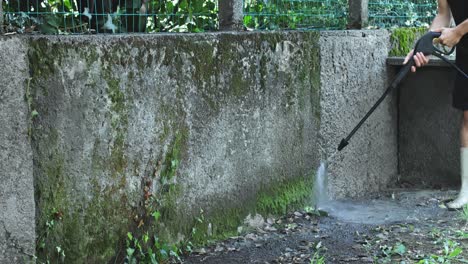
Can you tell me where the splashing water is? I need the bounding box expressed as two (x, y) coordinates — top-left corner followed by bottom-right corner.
(314, 161), (329, 209)
(313, 150), (421, 224)
(314, 149), (338, 209)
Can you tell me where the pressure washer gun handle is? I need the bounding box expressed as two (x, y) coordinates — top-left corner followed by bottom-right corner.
(337, 31), (442, 152)
(390, 31), (442, 88)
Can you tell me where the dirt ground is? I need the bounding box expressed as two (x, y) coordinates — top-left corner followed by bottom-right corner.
(182, 189), (468, 263)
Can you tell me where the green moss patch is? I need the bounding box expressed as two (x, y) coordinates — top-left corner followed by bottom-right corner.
(389, 27), (428, 56)
(256, 173), (315, 215)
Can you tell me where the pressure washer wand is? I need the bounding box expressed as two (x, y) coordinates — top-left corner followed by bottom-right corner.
(337, 61), (414, 151)
(337, 31), (443, 151)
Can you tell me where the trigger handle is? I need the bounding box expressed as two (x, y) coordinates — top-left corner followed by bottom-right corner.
(430, 31), (441, 38)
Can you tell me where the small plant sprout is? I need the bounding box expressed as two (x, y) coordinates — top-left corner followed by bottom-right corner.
(310, 241), (326, 264)
(460, 204), (468, 223)
(418, 240), (462, 264)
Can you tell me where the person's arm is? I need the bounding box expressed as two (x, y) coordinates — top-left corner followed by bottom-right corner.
(455, 19), (468, 37)
(437, 19), (468, 47)
(430, 0), (452, 30)
(404, 0), (451, 72)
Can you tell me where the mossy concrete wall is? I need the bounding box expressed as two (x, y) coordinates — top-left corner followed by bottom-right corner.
(0, 30), (397, 262)
(0, 37), (35, 263)
(27, 32), (321, 262)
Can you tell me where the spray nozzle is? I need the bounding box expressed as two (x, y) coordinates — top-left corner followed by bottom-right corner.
(337, 138), (349, 151)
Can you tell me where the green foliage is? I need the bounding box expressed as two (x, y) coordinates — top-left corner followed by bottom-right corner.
(124, 210), (180, 264)
(369, 0), (437, 28)
(36, 208), (66, 263)
(2, 0), (439, 33)
(2, 0), (218, 34)
(459, 204), (468, 223)
(380, 242), (406, 257)
(124, 209), (209, 263)
(125, 230), (182, 264)
(256, 176), (314, 215)
(145, 0), (218, 32)
(389, 27), (427, 56)
(243, 0), (347, 30)
(418, 240), (463, 264)
(310, 241), (326, 264)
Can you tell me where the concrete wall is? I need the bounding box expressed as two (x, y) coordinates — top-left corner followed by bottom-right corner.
(27, 32), (321, 262)
(0, 30), (396, 262)
(319, 30), (397, 198)
(0, 37), (35, 262)
(396, 61), (460, 187)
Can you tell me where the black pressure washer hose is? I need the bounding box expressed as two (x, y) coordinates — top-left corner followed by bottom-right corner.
(337, 31), (468, 151)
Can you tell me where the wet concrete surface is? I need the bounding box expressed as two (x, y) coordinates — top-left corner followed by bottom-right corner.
(183, 189), (468, 263)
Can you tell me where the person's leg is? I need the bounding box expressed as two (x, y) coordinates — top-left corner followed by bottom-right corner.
(447, 111), (468, 209)
(462, 111), (468, 147)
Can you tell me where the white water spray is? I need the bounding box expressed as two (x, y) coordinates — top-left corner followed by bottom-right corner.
(314, 148), (339, 209)
(314, 161), (329, 209)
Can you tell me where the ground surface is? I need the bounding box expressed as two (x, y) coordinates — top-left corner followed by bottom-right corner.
(182, 189), (468, 263)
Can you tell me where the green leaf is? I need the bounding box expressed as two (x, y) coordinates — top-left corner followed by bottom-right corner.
(159, 249), (168, 259)
(38, 23), (59, 34)
(449, 247), (462, 258)
(152, 211), (161, 221)
(126, 247), (135, 257)
(150, 253), (158, 264)
(393, 243), (406, 256)
(127, 232), (133, 241)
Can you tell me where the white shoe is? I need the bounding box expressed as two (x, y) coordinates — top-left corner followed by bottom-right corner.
(447, 148), (468, 209)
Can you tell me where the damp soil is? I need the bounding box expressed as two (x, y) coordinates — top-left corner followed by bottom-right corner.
(182, 189), (468, 263)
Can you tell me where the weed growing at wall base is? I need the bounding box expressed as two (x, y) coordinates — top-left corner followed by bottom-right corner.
(310, 241), (326, 264)
(35, 208), (66, 263)
(125, 210), (183, 264)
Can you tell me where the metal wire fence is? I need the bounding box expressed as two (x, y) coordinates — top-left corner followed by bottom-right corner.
(0, 0), (440, 34)
(243, 0), (348, 30)
(368, 0), (437, 28)
(1, 0), (218, 34)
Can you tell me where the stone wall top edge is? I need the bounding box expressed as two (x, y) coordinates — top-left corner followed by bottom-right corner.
(18, 30), (320, 43)
(319, 29), (389, 37)
(0, 29), (391, 44)
(0, 29), (390, 42)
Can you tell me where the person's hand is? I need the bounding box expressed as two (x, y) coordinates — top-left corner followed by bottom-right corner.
(403, 49), (430, 73)
(434, 27), (463, 47)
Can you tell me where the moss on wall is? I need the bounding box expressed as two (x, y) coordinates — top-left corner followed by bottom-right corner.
(157, 170), (316, 248)
(29, 40), (138, 263)
(256, 174), (314, 215)
(27, 32), (320, 262)
(389, 27), (427, 56)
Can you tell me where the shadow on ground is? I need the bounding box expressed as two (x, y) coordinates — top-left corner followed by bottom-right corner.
(182, 189), (468, 263)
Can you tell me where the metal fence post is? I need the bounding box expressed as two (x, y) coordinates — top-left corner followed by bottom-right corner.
(348, 0), (368, 29)
(219, 0), (244, 31)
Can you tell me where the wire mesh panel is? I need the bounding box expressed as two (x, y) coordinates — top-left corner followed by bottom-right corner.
(368, 0), (437, 28)
(1, 0), (218, 34)
(243, 0), (348, 30)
